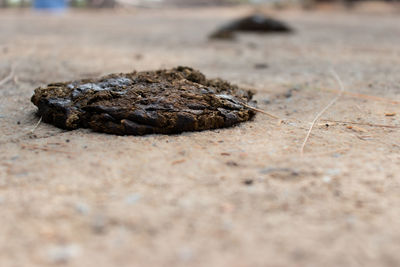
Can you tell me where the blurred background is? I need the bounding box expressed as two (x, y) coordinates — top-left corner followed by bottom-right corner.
(0, 0), (398, 9)
(3, 0), (277, 8)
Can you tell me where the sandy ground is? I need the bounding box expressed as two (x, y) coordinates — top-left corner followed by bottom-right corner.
(1, 6), (400, 267)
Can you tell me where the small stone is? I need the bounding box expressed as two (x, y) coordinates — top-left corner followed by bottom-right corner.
(243, 179), (254, 185)
(178, 247), (194, 262)
(262, 97), (271, 105)
(47, 244), (81, 264)
(91, 215), (107, 234)
(326, 168), (340, 176)
(75, 202), (90, 215)
(226, 161), (238, 167)
(125, 193), (142, 205)
(322, 176), (332, 183)
(254, 63), (268, 69)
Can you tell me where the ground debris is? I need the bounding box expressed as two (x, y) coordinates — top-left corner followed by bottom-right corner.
(46, 244), (81, 264)
(346, 125), (367, 133)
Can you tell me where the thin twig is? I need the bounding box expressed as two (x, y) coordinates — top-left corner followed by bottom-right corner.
(241, 102), (281, 120)
(21, 144), (71, 154)
(30, 116), (42, 134)
(300, 70), (345, 155)
(322, 119), (400, 129)
(13, 75), (20, 85)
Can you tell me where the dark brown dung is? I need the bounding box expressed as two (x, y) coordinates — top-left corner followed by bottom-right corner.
(210, 14), (293, 40)
(31, 66), (256, 135)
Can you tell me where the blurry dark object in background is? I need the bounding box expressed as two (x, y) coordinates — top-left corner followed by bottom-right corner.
(87, 0), (116, 8)
(163, 0), (236, 6)
(254, 63), (268, 69)
(210, 14), (293, 40)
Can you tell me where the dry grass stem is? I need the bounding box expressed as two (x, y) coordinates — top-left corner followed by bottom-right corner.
(242, 103), (281, 120)
(0, 64), (16, 87)
(300, 70), (345, 155)
(21, 144), (71, 154)
(30, 116), (43, 134)
(323, 119), (400, 129)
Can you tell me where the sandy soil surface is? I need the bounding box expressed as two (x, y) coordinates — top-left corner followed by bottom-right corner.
(1, 6), (400, 267)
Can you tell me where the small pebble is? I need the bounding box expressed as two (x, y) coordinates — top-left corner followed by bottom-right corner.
(326, 168), (340, 176)
(125, 193), (142, 205)
(262, 98), (271, 105)
(47, 244), (81, 264)
(134, 53), (143, 60)
(75, 202), (90, 215)
(91, 215), (107, 234)
(243, 179), (254, 185)
(226, 161), (238, 167)
(178, 247), (194, 262)
(322, 176), (332, 183)
(254, 63), (268, 69)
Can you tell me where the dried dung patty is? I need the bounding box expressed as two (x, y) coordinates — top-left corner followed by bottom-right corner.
(31, 66), (256, 135)
(210, 14), (293, 40)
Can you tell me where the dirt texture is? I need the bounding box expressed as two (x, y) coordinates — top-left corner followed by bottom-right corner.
(1, 5), (400, 267)
(31, 66), (255, 135)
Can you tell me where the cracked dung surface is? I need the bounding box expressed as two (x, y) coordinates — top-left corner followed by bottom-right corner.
(31, 66), (256, 135)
